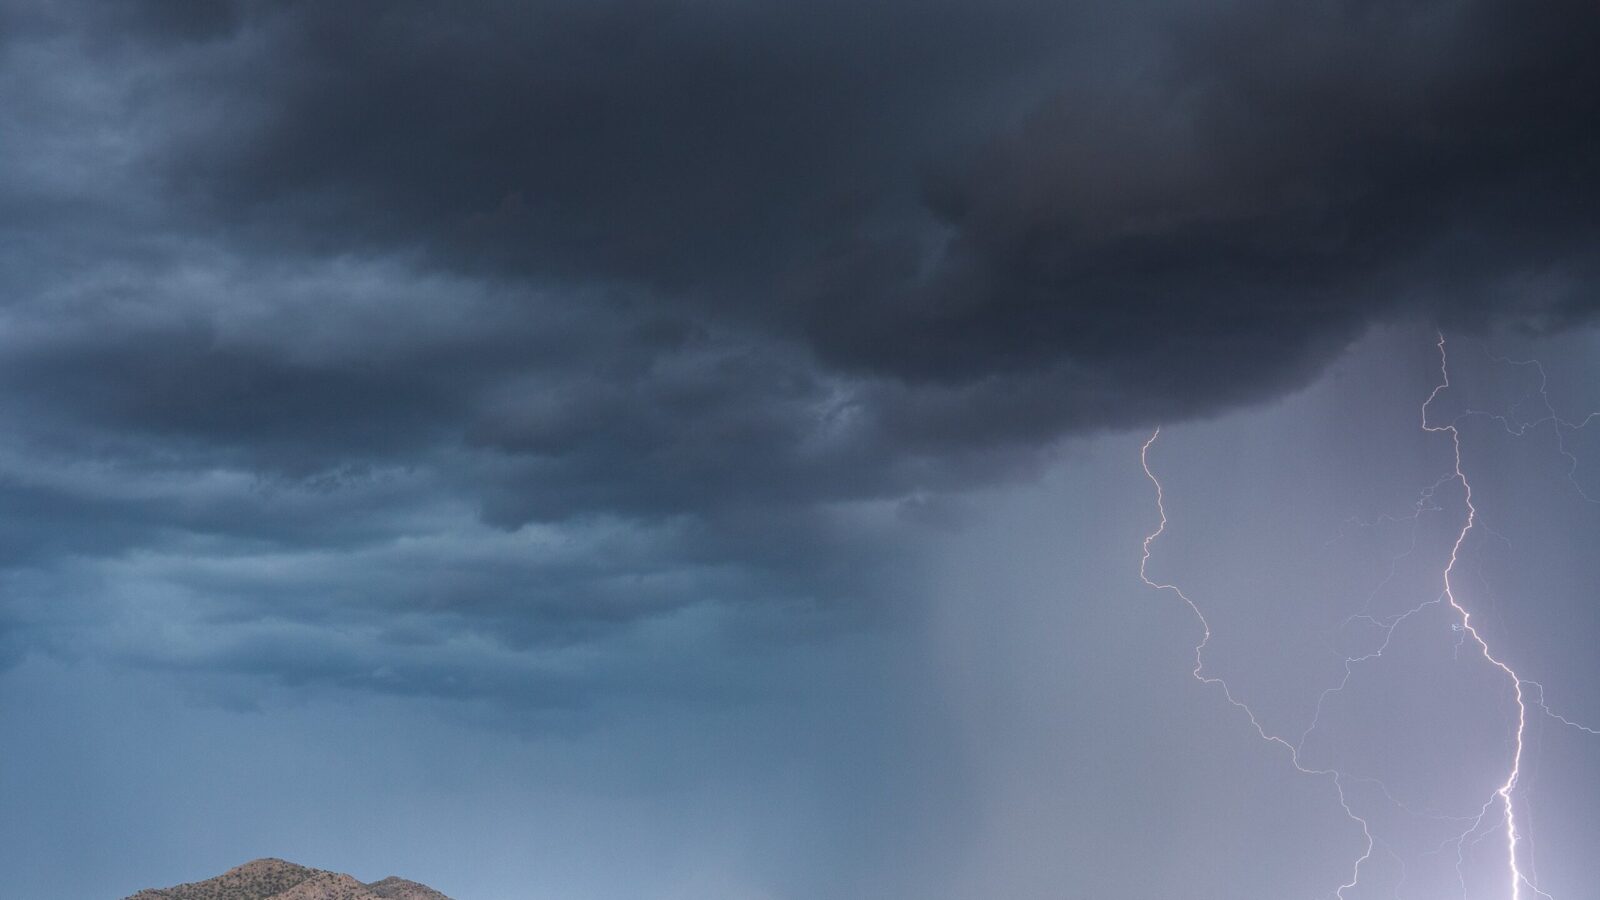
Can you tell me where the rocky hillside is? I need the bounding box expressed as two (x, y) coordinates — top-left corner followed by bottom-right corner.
(123, 858), (452, 900)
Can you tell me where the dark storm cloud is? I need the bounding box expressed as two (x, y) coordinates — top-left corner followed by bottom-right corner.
(0, 0), (1596, 707)
(803, 0), (1600, 389)
(153, 0), (1087, 278)
(152, 0), (1600, 395)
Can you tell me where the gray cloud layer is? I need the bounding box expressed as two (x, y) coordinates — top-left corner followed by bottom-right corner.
(0, 0), (1596, 710)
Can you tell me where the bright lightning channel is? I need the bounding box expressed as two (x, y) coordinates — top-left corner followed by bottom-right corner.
(1424, 332), (1534, 900)
(1138, 331), (1598, 899)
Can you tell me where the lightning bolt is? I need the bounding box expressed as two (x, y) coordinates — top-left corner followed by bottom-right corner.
(1139, 331), (1598, 898)
(1141, 428), (1377, 899)
(1424, 332), (1534, 900)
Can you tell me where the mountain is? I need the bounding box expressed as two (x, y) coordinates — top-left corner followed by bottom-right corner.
(123, 858), (453, 900)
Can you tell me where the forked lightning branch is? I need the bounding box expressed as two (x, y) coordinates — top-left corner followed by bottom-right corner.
(1139, 334), (1597, 899)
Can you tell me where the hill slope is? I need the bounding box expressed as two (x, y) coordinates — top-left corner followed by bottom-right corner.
(123, 858), (453, 900)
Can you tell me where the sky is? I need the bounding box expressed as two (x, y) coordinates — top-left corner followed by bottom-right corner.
(0, 1), (1598, 898)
